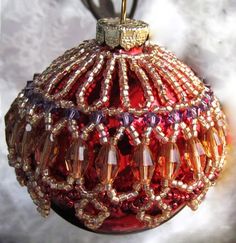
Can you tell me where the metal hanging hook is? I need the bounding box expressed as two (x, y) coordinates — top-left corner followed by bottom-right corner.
(81, 0), (138, 21)
(120, 0), (127, 24)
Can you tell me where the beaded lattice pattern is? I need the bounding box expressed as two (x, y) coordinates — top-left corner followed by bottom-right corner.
(5, 40), (227, 233)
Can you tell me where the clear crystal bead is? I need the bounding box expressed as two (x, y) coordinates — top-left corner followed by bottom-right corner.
(186, 138), (206, 179)
(159, 142), (181, 180)
(66, 140), (88, 179)
(132, 144), (155, 183)
(95, 144), (119, 184)
(39, 134), (59, 172)
(202, 127), (223, 167)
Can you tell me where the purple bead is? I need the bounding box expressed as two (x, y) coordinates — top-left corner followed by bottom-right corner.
(63, 109), (71, 118)
(25, 81), (34, 90)
(64, 108), (80, 120)
(120, 112), (134, 127)
(200, 101), (209, 111)
(205, 91), (213, 101)
(174, 111), (183, 122)
(145, 113), (160, 127)
(25, 89), (34, 98)
(186, 106), (200, 119)
(33, 73), (40, 80)
(31, 93), (43, 106)
(91, 111), (104, 124)
(168, 111), (182, 124)
(43, 100), (58, 113)
(24, 81), (36, 98)
(167, 115), (175, 124)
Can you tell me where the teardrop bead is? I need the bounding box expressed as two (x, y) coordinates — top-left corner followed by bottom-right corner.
(132, 144), (155, 184)
(35, 132), (48, 164)
(21, 124), (36, 159)
(201, 135), (211, 158)
(158, 142), (181, 180)
(95, 144), (119, 184)
(39, 134), (59, 172)
(202, 127), (223, 166)
(217, 126), (227, 146)
(66, 140), (88, 179)
(186, 138), (206, 180)
(8, 119), (25, 152)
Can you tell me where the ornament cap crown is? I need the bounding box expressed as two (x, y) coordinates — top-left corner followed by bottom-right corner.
(96, 17), (149, 50)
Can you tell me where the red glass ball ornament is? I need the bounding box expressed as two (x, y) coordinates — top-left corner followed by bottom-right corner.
(5, 14), (228, 234)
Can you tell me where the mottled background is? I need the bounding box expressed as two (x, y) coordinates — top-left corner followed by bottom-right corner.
(0, 0), (236, 243)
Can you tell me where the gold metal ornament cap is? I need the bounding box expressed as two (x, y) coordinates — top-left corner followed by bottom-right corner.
(96, 17), (150, 50)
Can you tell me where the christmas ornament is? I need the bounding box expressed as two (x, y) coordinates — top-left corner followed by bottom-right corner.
(5, 0), (228, 234)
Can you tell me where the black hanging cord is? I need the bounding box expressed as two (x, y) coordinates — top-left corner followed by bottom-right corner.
(81, 0), (138, 20)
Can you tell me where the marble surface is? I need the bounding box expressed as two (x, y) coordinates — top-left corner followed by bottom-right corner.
(1, 0), (236, 243)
